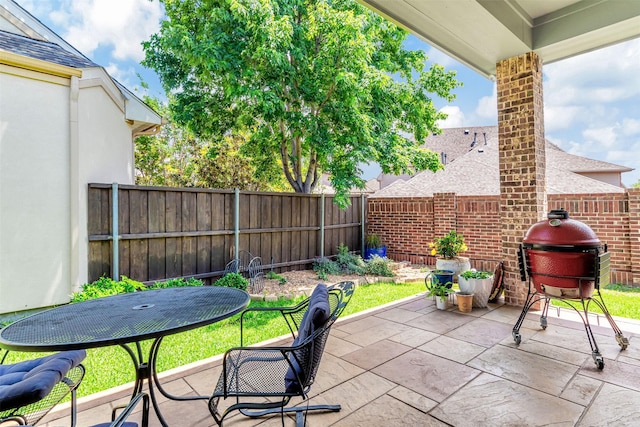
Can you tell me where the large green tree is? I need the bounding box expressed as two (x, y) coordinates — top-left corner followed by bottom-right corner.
(135, 98), (285, 190)
(143, 0), (460, 207)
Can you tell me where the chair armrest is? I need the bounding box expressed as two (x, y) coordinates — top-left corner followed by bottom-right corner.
(239, 300), (309, 345)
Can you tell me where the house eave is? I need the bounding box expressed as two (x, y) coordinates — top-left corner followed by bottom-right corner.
(0, 49), (81, 78)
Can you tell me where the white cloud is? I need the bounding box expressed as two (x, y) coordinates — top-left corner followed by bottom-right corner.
(473, 83), (497, 121)
(544, 39), (640, 107)
(620, 118), (640, 136)
(437, 106), (465, 128)
(583, 126), (617, 148)
(425, 46), (459, 68)
(54, 0), (163, 62)
(544, 105), (584, 132)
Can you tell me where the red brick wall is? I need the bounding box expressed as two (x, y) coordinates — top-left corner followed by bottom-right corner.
(368, 190), (640, 286)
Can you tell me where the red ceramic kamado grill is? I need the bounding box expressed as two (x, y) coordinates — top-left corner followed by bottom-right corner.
(512, 209), (629, 370)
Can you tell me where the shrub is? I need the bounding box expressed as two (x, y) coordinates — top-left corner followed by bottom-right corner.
(365, 255), (394, 277)
(148, 277), (204, 289)
(214, 272), (249, 291)
(336, 244), (365, 275)
(71, 276), (145, 302)
(313, 257), (340, 280)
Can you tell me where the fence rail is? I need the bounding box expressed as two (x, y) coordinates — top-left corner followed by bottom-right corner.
(88, 184), (365, 284)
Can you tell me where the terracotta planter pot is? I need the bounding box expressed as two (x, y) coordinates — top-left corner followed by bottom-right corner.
(435, 257), (471, 282)
(457, 292), (473, 313)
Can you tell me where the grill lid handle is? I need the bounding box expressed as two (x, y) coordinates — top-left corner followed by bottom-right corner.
(547, 209), (569, 220)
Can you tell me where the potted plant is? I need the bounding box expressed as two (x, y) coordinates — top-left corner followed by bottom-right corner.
(456, 291), (474, 313)
(426, 281), (454, 310)
(364, 233), (387, 260)
(429, 230), (471, 280)
(458, 269), (494, 308)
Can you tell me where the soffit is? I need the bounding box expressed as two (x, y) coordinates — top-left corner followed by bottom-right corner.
(357, 0), (640, 79)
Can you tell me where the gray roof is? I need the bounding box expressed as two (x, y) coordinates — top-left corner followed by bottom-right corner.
(0, 29), (97, 69)
(372, 133), (626, 198)
(423, 126), (498, 166)
(422, 126), (630, 173)
(546, 143), (633, 173)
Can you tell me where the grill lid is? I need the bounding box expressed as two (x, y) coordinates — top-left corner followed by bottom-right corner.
(523, 209), (601, 248)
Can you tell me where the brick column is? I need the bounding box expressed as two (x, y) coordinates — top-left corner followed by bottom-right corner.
(433, 193), (457, 237)
(496, 52), (547, 306)
(628, 188), (640, 285)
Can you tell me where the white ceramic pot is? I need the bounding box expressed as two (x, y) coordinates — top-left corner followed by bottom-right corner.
(458, 276), (494, 307)
(435, 257), (471, 281)
(435, 296), (448, 310)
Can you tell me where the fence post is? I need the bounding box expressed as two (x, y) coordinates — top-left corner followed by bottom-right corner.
(320, 193), (325, 258)
(234, 188), (240, 262)
(111, 182), (119, 281)
(361, 193), (366, 256)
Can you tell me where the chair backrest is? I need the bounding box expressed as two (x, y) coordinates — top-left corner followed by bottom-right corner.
(0, 350), (86, 426)
(285, 281), (354, 394)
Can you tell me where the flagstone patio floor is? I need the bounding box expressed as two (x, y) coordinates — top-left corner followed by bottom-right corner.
(42, 293), (640, 426)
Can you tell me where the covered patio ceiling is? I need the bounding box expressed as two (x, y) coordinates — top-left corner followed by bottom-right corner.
(357, 0), (640, 79)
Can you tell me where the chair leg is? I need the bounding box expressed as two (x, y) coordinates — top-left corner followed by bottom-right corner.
(240, 403), (341, 425)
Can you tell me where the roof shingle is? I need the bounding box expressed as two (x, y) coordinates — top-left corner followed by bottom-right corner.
(0, 30), (97, 69)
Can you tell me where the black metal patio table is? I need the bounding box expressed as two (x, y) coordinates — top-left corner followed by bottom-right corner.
(0, 286), (250, 426)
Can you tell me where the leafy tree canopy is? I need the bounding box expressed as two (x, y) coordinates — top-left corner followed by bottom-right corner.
(143, 0), (461, 207)
(632, 179), (640, 189)
(135, 97), (286, 190)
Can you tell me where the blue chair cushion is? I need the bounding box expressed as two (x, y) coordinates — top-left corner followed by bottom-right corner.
(0, 350), (86, 411)
(284, 284), (330, 392)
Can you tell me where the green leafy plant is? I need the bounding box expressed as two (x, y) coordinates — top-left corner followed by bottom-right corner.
(365, 255), (394, 277)
(429, 230), (468, 259)
(313, 257), (341, 280)
(213, 273), (249, 291)
(265, 271), (287, 285)
(460, 270), (492, 280)
(148, 277), (204, 289)
(336, 244), (365, 275)
(70, 276), (146, 302)
(365, 233), (383, 249)
(426, 282), (454, 298)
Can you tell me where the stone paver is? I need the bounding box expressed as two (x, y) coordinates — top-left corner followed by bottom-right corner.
(578, 383), (640, 427)
(445, 317), (514, 347)
(578, 358), (640, 392)
(467, 344), (579, 395)
(42, 294), (640, 427)
(341, 339), (412, 370)
(431, 373), (585, 427)
(373, 349), (480, 402)
(418, 335), (486, 364)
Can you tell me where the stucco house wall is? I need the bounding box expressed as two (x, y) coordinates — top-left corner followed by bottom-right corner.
(0, 66), (74, 312)
(0, 1), (162, 313)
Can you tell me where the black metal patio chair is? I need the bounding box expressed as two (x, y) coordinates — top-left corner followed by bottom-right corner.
(88, 392), (149, 427)
(0, 350), (86, 426)
(19, 392), (149, 427)
(208, 281), (355, 426)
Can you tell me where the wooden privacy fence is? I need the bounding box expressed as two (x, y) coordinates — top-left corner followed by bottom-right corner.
(88, 184), (365, 284)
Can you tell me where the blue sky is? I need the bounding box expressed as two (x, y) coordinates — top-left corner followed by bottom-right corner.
(22, 0), (640, 186)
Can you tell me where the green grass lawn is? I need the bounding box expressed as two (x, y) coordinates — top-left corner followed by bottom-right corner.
(551, 284), (640, 320)
(3, 280), (426, 397)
